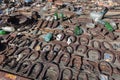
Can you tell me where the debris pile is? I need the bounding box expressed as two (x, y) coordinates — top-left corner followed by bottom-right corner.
(0, 0), (120, 80)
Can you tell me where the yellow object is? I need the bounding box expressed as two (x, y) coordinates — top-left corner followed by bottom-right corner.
(5, 74), (16, 80)
(35, 45), (41, 51)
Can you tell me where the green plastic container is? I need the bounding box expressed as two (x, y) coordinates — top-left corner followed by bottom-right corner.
(54, 12), (58, 20)
(74, 26), (83, 36)
(104, 21), (114, 32)
(0, 30), (6, 35)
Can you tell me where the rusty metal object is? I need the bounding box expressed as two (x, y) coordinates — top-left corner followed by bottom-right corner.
(5, 46), (18, 56)
(86, 48), (102, 60)
(64, 45), (74, 54)
(29, 40), (37, 49)
(41, 51), (58, 62)
(88, 24), (117, 40)
(19, 40), (27, 47)
(79, 36), (89, 45)
(91, 40), (114, 51)
(0, 55), (6, 65)
(27, 51), (40, 61)
(87, 60), (99, 72)
(117, 53), (120, 64)
(27, 62), (43, 79)
(87, 73), (99, 80)
(98, 61), (113, 76)
(59, 68), (73, 80)
(40, 63), (60, 80)
(103, 50), (116, 63)
(53, 43), (62, 53)
(68, 54), (82, 70)
(82, 59), (95, 73)
(0, 42), (9, 54)
(58, 52), (71, 66)
(0, 25), (119, 80)
(41, 20), (49, 28)
(24, 39), (33, 47)
(48, 21), (54, 28)
(66, 35), (77, 44)
(7, 14), (28, 26)
(91, 40), (101, 49)
(76, 45), (88, 55)
(42, 44), (52, 52)
(10, 34), (26, 46)
(37, 19), (44, 28)
(77, 71), (88, 80)
(14, 47), (31, 62)
(31, 11), (39, 21)
(52, 21), (59, 28)
(101, 41), (114, 50)
(7, 34), (17, 43)
(2, 57), (18, 69)
(16, 60), (32, 75)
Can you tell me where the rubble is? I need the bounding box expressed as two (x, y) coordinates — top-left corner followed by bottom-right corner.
(0, 0), (120, 80)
